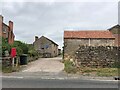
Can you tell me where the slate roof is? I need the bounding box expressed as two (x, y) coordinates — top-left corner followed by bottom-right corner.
(42, 36), (58, 46)
(34, 36), (58, 46)
(64, 31), (115, 39)
(108, 24), (120, 31)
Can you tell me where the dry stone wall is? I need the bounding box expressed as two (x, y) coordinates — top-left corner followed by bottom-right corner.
(74, 46), (119, 68)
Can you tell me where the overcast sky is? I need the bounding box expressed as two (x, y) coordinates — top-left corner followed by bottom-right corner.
(1, 0), (119, 49)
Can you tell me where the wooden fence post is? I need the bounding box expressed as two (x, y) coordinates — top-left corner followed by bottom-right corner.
(12, 58), (14, 68)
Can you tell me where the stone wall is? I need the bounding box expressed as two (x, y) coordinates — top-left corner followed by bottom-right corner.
(33, 36), (58, 57)
(64, 38), (115, 60)
(75, 46), (119, 68)
(109, 26), (120, 34)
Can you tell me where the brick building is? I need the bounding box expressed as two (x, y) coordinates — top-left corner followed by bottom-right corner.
(0, 15), (15, 44)
(63, 30), (115, 59)
(33, 36), (58, 58)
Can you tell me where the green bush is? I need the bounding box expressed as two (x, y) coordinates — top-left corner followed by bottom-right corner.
(2, 37), (11, 56)
(27, 44), (39, 57)
(2, 38), (29, 56)
(11, 41), (28, 56)
(2, 66), (13, 73)
(28, 50), (38, 57)
(2, 37), (38, 59)
(112, 61), (120, 68)
(64, 60), (77, 73)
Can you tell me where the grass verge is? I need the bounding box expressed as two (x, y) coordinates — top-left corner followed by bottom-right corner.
(64, 62), (119, 76)
(2, 66), (20, 73)
(78, 67), (118, 77)
(64, 60), (77, 74)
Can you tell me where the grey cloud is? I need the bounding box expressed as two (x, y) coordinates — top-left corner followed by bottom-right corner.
(2, 2), (118, 49)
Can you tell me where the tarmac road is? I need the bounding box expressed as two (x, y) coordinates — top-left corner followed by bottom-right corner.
(2, 77), (119, 88)
(2, 57), (119, 89)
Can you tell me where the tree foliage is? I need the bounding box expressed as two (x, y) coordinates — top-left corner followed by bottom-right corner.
(2, 37), (11, 56)
(2, 37), (38, 57)
(11, 41), (28, 56)
(27, 44), (39, 57)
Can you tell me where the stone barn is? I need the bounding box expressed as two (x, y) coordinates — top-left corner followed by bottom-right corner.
(108, 24), (120, 46)
(63, 30), (115, 60)
(108, 24), (120, 34)
(33, 36), (58, 58)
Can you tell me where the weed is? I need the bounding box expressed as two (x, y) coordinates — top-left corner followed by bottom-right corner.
(64, 60), (77, 74)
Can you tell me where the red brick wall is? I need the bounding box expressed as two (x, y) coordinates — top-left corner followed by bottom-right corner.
(0, 15), (3, 37)
(0, 15), (14, 44)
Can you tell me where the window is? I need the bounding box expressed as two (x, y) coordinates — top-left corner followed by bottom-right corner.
(3, 28), (6, 33)
(45, 44), (49, 49)
(41, 48), (44, 50)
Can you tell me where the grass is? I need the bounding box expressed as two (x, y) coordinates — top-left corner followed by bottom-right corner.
(2, 65), (20, 73)
(78, 67), (119, 77)
(64, 62), (119, 77)
(64, 60), (77, 74)
(96, 68), (118, 77)
(2, 66), (13, 73)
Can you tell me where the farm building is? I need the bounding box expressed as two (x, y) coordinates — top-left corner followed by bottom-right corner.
(63, 30), (115, 59)
(33, 36), (59, 58)
(108, 24), (120, 46)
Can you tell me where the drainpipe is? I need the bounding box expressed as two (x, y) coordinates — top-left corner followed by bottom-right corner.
(88, 38), (91, 46)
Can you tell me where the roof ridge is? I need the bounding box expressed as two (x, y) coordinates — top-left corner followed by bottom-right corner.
(41, 36), (58, 46)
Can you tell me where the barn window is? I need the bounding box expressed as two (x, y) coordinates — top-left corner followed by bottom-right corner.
(41, 48), (44, 49)
(3, 28), (6, 33)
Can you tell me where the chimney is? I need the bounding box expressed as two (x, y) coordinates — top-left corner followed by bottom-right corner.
(0, 15), (3, 23)
(9, 21), (13, 31)
(35, 36), (38, 41)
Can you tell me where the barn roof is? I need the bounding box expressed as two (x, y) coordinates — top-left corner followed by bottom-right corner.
(108, 24), (120, 31)
(42, 36), (58, 46)
(64, 31), (115, 39)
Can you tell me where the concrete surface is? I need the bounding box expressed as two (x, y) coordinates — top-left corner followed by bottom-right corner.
(22, 57), (64, 73)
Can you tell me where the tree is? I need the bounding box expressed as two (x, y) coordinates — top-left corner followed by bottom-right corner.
(11, 41), (28, 56)
(2, 37), (11, 56)
(27, 44), (39, 57)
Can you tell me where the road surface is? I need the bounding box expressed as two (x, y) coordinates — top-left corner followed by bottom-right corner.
(2, 57), (119, 88)
(2, 77), (119, 88)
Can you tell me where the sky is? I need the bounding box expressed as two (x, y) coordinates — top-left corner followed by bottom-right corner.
(1, 0), (119, 49)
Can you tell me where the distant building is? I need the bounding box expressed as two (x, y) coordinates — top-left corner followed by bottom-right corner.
(108, 24), (120, 46)
(63, 30), (115, 59)
(58, 49), (61, 55)
(108, 24), (120, 34)
(0, 15), (15, 44)
(33, 36), (58, 58)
